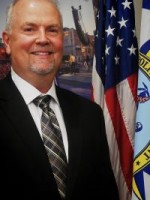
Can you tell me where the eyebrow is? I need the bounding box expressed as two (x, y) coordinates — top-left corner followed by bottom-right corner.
(20, 22), (37, 27)
(21, 22), (61, 27)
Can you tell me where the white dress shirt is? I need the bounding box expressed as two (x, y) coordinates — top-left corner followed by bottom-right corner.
(11, 68), (68, 160)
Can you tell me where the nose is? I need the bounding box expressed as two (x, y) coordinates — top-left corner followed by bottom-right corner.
(36, 29), (49, 45)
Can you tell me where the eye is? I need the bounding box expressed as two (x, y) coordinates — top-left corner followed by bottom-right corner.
(23, 26), (35, 34)
(47, 26), (61, 36)
(24, 27), (33, 32)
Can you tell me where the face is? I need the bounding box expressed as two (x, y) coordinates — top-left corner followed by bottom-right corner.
(3, 0), (64, 80)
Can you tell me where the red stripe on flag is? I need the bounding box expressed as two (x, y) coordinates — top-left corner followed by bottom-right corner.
(105, 87), (133, 193)
(91, 85), (94, 101)
(127, 73), (138, 102)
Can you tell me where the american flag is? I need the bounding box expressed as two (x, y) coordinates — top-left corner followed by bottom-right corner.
(91, 0), (138, 199)
(132, 0), (150, 199)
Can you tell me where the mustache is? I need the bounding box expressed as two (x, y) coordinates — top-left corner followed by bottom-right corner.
(30, 45), (55, 53)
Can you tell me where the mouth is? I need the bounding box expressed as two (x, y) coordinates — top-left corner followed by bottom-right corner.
(31, 51), (54, 55)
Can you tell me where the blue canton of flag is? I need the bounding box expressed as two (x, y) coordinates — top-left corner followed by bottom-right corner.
(92, 0), (138, 200)
(94, 0), (138, 89)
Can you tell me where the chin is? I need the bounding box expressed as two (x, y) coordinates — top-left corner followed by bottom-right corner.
(30, 64), (55, 75)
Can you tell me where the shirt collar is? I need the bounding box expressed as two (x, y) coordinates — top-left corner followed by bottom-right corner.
(11, 68), (59, 105)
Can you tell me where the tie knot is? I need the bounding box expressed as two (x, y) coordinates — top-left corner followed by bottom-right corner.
(33, 95), (51, 110)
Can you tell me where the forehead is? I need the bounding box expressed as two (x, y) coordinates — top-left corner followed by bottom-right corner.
(12, 0), (61, 25)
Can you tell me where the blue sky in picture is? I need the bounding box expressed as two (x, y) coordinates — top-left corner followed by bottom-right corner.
(57, 0), (95, 35)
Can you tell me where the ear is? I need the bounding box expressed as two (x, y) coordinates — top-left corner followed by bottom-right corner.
(2, 32), (11, 55)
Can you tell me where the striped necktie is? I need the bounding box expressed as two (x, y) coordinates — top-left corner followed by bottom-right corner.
(33, 95), (67, 199)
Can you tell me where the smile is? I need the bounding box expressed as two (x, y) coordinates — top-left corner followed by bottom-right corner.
(31, 51), (53, 55)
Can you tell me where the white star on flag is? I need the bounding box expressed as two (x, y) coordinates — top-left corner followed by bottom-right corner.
(105, 25), (115, 36)
(116, 36), (124, 46)
(122, 0), (132, 9)
(108, 6), (116, 17)
(118, 17), (128, 28)
(128, 44), (137, 55)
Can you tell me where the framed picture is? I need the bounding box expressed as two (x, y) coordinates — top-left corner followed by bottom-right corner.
(0, 0), (97, 99)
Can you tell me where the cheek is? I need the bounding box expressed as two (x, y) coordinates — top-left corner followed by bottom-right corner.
(55, 44), (63, 61)
(18, 38), (32, 51)
(11, 36), (33, 53)
(53, 36), (64, 53)
(53, 40), (63, 66)
(55, 42), (64, 59)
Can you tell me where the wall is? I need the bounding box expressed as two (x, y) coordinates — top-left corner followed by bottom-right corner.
(134, 0), (142, 45)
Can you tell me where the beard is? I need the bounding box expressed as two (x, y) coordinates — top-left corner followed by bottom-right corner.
(29, 59), (55, 75)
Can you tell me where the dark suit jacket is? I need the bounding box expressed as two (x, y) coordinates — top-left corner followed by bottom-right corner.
(0, 73), (119, 200)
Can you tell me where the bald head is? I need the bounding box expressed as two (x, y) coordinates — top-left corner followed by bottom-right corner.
(5, 0), (62, 33)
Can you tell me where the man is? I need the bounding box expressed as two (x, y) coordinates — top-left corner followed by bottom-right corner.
(69, 54), (76, 74)
(0, 0), (119, 199)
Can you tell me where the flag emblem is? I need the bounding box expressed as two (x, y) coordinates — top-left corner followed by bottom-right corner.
(132, 141), (150, 200)
(139, 40), (150, 79)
